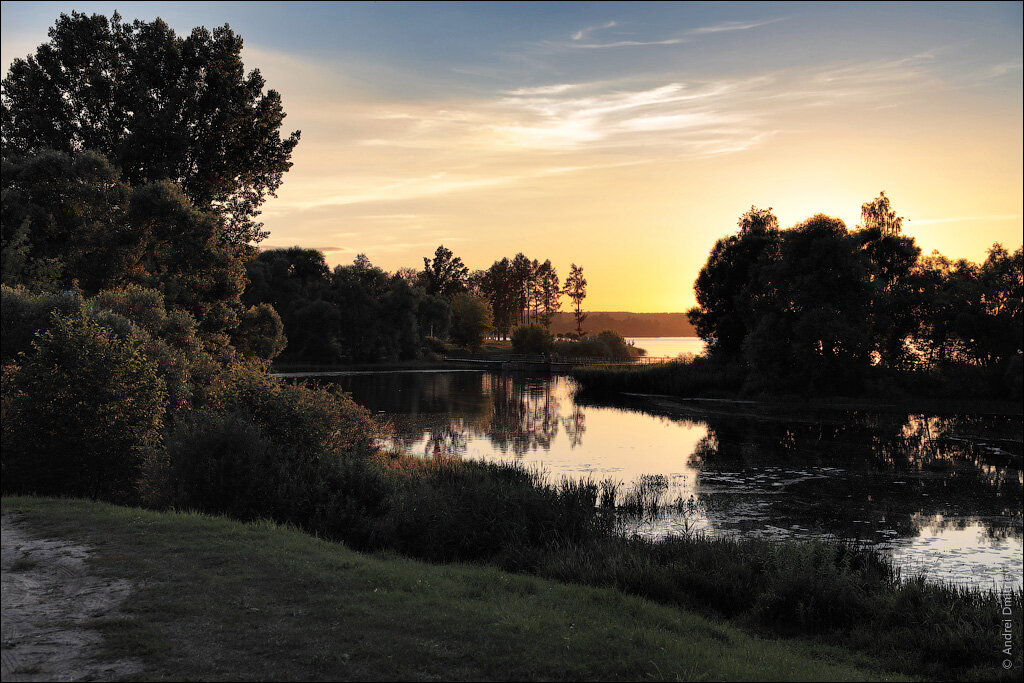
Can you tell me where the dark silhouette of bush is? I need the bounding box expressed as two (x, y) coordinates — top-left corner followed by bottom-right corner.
(2, 312), (167, 501)
(553, 330), (644, 359)
(511, 324), (553, 354)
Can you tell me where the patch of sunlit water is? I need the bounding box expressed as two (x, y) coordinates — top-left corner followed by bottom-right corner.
(319, 370), (1023, 590)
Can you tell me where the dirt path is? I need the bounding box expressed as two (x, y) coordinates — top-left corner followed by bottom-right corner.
(1, 515), (140, 681)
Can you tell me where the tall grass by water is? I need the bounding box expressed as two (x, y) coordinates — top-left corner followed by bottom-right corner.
(154, 405), (1020, 681)
(5, 351), (1018, 681)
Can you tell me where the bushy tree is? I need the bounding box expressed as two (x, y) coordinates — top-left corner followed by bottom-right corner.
(511, 324), (552, 354)
(743, 214), (874, 392)
(449, 293), (493, 351)
(421, 245), (469, 299)
(1, 11), (300, 245)
(2, 284), (217, 415)
(2, 312), (167, 501)
(687, 206), (781, 359)
(2, 150), (248, 343)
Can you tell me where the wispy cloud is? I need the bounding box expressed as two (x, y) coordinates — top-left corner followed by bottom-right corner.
(553, 15), (782, 51)
(570, 38), (687, 49)
(689, 18), (784, 34)
(251, 41), (950, 213)
(505, 83), (587, 96)
(572, 20), (618, 41)
(983, 61), (1023, 79)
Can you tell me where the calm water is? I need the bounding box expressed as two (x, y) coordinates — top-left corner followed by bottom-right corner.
(315, 370), (1023, 589)
(627, 336), (706, 358)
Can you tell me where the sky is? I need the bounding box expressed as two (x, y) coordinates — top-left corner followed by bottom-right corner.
(2, 2), (1022, 312)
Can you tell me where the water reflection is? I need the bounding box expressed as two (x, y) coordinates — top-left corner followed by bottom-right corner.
(315, 370), (1023, 588)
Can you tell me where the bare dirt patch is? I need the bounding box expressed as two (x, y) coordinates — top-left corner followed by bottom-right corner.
(1, 515), (140, 682)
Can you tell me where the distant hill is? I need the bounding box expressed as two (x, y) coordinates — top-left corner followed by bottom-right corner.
(550, 312), (696, 337)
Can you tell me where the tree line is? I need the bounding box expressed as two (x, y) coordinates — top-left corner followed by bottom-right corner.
(0, 13), (596, 366)
(240, 245), (590, 363)
(686, 195), (1022, 395)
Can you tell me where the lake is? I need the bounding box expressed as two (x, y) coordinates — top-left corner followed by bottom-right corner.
(627, 336), (706, 358)
(310, 369), (1023, 590)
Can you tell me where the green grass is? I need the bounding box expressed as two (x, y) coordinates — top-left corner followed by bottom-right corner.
(2, 495), (907, 682)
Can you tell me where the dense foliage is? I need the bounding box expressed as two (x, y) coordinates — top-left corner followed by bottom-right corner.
(1, 150), (251, 346)
(2, 311), (166, 502)
(242, 248), (451, 363)
(686, 198), (1023, 395)
(1, 11), (300, 245)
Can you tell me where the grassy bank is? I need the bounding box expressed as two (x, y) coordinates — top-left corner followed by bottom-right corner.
(573, 357), (747, 398)
(572, 356), (1024, 406)
(1, 496), (904, 682)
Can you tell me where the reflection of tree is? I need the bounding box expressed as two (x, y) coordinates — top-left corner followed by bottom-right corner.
(422, 420), (469, 458)
(483, 374), (563, 455)
(562, 405), (585, 448)
(577, 391), (1022, 541)
(325, 371), (587, 458)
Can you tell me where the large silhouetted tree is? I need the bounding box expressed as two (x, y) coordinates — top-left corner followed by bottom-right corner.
(860, 191), (903, 237)
(1, 11), (300, 246)
(536, 260), (561, 329)
(742, 214), (874, 392)
(421, 245), (469, 299)
(480, 257), (518, 339)
(687, 206), (781, 359)
(855, 193), (922, 368)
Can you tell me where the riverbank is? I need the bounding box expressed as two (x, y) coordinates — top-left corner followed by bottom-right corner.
(571, 356), (1024, 410)
(0, 496), (904, 682)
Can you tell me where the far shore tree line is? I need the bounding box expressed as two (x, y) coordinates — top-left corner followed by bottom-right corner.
(685, 195), (1022, 395)
(240, 244), (594, 363)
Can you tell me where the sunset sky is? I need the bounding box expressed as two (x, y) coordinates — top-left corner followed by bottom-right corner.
(3, 2), (1021, 311)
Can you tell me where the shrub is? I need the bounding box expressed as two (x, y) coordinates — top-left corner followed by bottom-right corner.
(511, 324), (552, 354)
(155, 409), (303, 520)
(449, 293), (493, 351)
(2, 313), (167, 502)
(206, 367), (379, 457)
(554, 329), (643, 359)
(0, 285), (86, 363)
(148, 369), (381, 524)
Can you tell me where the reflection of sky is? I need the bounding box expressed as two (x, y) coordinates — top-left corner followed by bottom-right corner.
(882, 519), (1023, 590)
(625, 336), (706, 358)
(474, 399), (707, 486)
(337, 370), (1023, 589)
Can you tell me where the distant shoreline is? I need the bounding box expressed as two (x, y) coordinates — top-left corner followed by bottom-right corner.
(550, 311), (695, 337)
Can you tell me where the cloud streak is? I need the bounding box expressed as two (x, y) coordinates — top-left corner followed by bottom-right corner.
(572, 20), (618, 41)
(689, 18), (784, 34)
(250, 41), (954, 215)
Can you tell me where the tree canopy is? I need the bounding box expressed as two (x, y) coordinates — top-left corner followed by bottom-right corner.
(1, 11), (300, 246)
(421, 245), (469, 299)
(687, 195), (1023, 394)
(2, 150), (248, 341)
